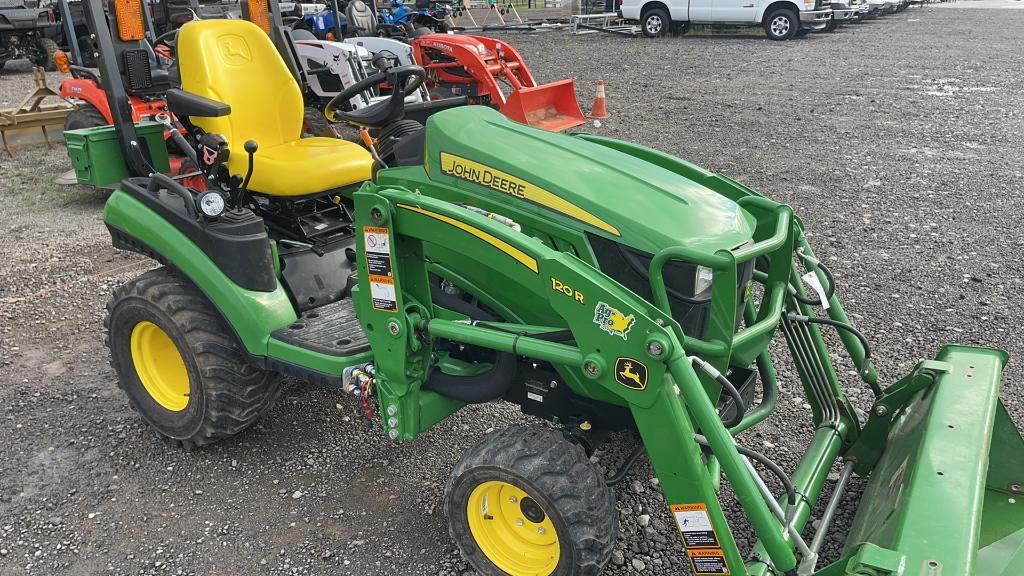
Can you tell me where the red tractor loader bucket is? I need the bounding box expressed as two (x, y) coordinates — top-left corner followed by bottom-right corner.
(412, 34), (587, 132)
(501, 79), (586, 132)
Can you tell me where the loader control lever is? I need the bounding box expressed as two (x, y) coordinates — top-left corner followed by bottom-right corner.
(325, 65), (426, 129)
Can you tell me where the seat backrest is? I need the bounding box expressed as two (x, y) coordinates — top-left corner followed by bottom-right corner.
(345, 0), (378, 35)
(176, 20), (303, 163)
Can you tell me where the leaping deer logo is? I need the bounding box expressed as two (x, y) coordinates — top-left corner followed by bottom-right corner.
(614, 358), (647, 390)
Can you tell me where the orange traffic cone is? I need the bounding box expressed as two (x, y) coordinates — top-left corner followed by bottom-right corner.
(588, 80), (609, 119)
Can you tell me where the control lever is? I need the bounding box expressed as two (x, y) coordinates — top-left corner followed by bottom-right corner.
(233, 140), (258, 208)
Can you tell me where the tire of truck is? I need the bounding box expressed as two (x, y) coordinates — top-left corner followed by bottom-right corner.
(445, 425), (618, 576)
(64, 103), (108, 131)
(763, 7), (799, 40)
(640, 7), (670, 38)
(822, 14), (838, 32)
(29, 37), (60, 71)
(105, 267), (283, 449)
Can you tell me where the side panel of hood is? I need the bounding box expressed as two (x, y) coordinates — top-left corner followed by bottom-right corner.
(422, 106), (755, 255)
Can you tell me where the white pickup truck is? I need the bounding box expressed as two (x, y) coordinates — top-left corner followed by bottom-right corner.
(618, 0), (833, 40)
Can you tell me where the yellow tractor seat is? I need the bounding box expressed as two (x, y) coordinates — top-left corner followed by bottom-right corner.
(175, 19), (373, 197)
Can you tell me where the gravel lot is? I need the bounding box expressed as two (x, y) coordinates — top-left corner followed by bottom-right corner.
(2, 4), (1023, 575)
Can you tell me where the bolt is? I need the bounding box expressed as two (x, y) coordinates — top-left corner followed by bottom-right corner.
(549, 381), (558, 389)
(515, 518), (524, 526)
(579, 420), (592, 431)
(387, 320), (401, 337)
(537, 527), (545, 535)
(387, 417), (398, 429)
(1010, 483), (1023, 494)
(370, 207), (385, 224)
(647, 341), (664, 358)
(508, 496), (517, 504)
(386, 404), (398, 417)
(655, 318), (666, 326)
(583, 361), (599, 376)
(673, 384), (681, 396)
(874, 405), (889, 417)
(388, 429), (399, 440)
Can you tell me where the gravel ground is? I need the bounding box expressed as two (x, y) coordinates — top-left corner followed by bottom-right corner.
(2, 5), (1023, 575)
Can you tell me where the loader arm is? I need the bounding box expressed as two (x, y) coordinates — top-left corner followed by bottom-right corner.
(352, 183), (1023, 576)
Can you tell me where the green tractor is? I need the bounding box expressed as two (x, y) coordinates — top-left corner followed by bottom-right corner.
(68, 0), (1024, 574)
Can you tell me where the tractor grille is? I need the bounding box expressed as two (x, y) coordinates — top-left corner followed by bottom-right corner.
(587, 234), (753, 340)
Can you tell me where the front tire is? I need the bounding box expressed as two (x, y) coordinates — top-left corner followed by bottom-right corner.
(445, 425), (617, 576)
(763, 7), (799, 40)
(30, 37), (60, 71)
(640, 7), (670, 38)
(105, 268), (282, 448)
(64, 103), (108, 131)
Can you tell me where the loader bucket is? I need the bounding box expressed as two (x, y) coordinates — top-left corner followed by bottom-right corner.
(835, 345), (1024, 576)
(500, 79), (587, 132)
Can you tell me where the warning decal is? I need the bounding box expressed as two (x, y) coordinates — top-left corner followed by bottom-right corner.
(363, 227), (397, 312)
(369, 276), (397, 312)
(671, 504), (720, 548)
(687, 549), (730, 575)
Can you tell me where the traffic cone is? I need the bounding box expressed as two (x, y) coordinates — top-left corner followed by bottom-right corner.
(588, 80), (609, 119)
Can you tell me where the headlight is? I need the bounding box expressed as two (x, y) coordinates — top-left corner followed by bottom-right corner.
(197, 191), (225, 218)
(695, 266), (714, 298)
(804, 0), (816, 8)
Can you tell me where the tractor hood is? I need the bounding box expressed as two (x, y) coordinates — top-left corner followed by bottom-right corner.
(421, 106), (755, 256)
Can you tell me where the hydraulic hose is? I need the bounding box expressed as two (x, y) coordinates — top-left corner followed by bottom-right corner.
(605, 441), (646, 486)
(423, 284), (518, 403)
(790, 254), (836, 306)
(690, 356), (747, 428)
(693, 434), (797, 508)
(786, 314), (882, 398)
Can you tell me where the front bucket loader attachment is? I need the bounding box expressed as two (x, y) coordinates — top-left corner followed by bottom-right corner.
(501, 79), (587, 132)
(833, 345), (1024, 576)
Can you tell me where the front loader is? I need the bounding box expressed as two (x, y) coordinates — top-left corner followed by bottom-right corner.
(74, 0), (1024, 574)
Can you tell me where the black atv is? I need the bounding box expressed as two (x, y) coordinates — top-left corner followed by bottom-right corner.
(0, 0), (60, 71)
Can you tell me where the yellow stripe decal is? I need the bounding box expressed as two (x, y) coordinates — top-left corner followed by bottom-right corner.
(439, 152), (621, 237)
(398, 204), (539, 273)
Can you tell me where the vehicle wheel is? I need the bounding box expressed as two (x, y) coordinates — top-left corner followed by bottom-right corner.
(640, 7), (669, 38)
(445, 425), (617, 576)
(763, 7), (799, 40)
(302, 106), (332, 137)
(105, 267), (282, 449)
(819, 14), (838, 32)
(64, 104), (109, 131)
(30, 37), (60, 71)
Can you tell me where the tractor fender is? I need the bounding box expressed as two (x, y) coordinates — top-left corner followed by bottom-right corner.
(59, 77), (114, 123)
(103, 187), (297, 358)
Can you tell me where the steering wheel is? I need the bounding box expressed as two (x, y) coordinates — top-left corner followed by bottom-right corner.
(324, 65), (426, 129)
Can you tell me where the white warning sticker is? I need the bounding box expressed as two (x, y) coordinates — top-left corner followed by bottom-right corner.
(671, 503), (720, 548)
(801, 271), (830, 310)
(364, 226), (391, 254)
(369, 275), (397, 312)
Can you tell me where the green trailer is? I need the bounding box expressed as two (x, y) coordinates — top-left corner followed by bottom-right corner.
(69, 0), (1023, 574)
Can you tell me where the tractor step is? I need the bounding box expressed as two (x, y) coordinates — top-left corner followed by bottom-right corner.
(270, 297), (369, 357)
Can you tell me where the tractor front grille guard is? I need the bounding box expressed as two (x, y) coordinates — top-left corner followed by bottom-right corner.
(646, 195), (874, 575)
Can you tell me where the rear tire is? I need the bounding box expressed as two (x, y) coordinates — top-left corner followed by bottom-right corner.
(105, 268), (282, 449)
(640, 7), (670, 38)
(823, 15), (838, 32)
(64, 104), (108, 131)
(302, 106), (332, 137)
(763, 7), (799, 40)
(445, 425), (617, 576)
(31, 37), (60, 71)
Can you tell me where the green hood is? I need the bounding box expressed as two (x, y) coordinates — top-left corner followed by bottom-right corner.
(421, 106), (755, 255)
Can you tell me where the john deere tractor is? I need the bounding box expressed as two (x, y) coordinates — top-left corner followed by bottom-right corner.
(67, 0), (1024, 574)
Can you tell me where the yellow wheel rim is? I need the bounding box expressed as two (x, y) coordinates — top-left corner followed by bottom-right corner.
(466, 480), (560, 576)
(130, 321), (190, 412)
